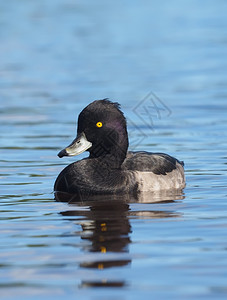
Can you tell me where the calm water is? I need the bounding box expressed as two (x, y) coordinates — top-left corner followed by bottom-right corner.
(1, 1), (227, 299)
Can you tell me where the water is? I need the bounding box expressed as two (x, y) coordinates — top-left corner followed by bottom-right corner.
(1, 0), (227, 299)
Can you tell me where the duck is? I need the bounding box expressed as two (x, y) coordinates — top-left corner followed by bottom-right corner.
(54, 99), (185, 197)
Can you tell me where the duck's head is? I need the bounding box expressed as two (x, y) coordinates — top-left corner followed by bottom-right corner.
(58, 99), (128, 167)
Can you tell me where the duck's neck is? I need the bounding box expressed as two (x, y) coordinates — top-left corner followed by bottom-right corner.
(89, 145), (127, 169)
(89, 126), (128, 169)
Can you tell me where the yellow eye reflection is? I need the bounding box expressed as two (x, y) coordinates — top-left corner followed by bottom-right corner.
(96, 121), (103, 128)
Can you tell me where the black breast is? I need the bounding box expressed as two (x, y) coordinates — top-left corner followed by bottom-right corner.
(54, 157), (137, 196)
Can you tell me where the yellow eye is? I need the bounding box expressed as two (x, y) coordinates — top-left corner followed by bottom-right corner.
(96, 122), (103, 128)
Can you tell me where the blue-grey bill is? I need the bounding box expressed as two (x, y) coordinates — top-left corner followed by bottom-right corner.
(58, 132), (92, 158)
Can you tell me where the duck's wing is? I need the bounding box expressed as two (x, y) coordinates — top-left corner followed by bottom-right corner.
(122, 151), (184, 175)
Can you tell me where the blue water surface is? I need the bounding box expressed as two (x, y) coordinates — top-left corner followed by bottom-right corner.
(0, 1), (227, 299)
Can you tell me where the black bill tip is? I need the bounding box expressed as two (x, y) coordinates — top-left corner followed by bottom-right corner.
(58, 149), (68, 158)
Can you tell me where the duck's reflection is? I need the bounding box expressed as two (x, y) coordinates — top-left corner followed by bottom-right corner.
(55, 190), (184, 288)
